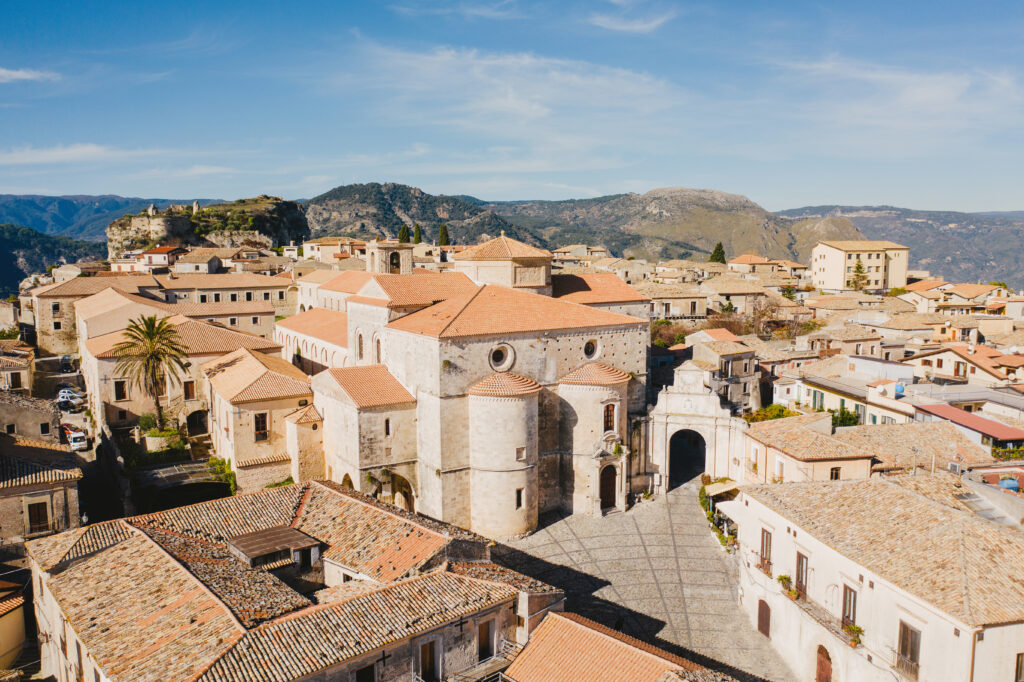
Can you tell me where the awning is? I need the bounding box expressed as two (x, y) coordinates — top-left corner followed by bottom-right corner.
(704, 481), (739, 497)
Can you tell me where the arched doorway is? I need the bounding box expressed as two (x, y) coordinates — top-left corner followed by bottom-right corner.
(389, 251), (400, 274)
(815, 645), (832, 682)
(391, 473), (415, 513)
(599, 465), (616, 510)
(186, 410), (207, 435)
(341, 474), (353, 489)
(668, 429), (706, 490)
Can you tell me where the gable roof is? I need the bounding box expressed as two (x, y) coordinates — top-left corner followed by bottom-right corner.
(365, 270), (478, 308)
(323, 365), (415, 409)
(203, 348), (311, 404)
(452, 234), (552, 261)
(297, 269), (351, 285)
(906, 344), (1019, 379)
(905, 280), (948, 292)
(743, 475), (1024, 627)
(946, 283), (999, 300)
(551, 273), (649, 305)
(274, 309), (348, 348)
(916, 403), (1024, 441)
(504, 612), (730, 682)
(727, 254), (771, 265)
(387, 285), (646, 339)
(0, 436), (81, 489)
(86, 316), (281, 359)
(831, 421), (994, 471)
(154, 273), (289, 290)
(33, 274), (159, 298)
(695, 328), (741, 343)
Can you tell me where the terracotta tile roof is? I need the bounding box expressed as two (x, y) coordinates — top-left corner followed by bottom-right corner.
(551, 273), (649, 304)
(296, 269), (346, 285)
(469, 372), (542, 397)
(57, 520), (134, 565)
(34, 274), (159, 298)
(388, 285), (646, 339)
(285, 404), (322, 424)
(906, 344), (1017, 379)
(559, 362), (631, 386)
(447, 561), (561, 593)
(143, 245), (186, 255)
(274, 308), (348, 348)
(203, 348), (311, 404)
(0, 436), (81, 488)
(700, 340), (752, 356)
(905, 280), (948, 292)
(33, 529), (243, 681)
(199, 572), (516, 682)
(742, 474), (1024, 626)
(871, 312), (949, 330)
(452, 234), (552, 261)
(805, 295), (861, 310)
(633, 282), (704, 298)
(87, 316), (281, 359)
(815, 324), (880, 341)
(701, 278), (769, 295)
(504, 612), (723, 682)
(818, 240), (907, 250)
(316, 271), (375, 293)
(345, 295), (390, 307)
(323, 365), (415, 408)
(832, 421), (994, 471)
(746, 415), (869, 462)
(916, 403), (1024, 441)
(155, 273), (289, 290)
(698, 328), (741, 342)
(176, 247), (225, 263)
(0, 593), (24, 618)
(946, 283), (999, 300)
(369, 271), (478, 308)
(727, 254), (771, 265)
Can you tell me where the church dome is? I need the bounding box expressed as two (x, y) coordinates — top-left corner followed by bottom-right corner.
(559, 362), (631, 386)
(468, 372), (542, 397)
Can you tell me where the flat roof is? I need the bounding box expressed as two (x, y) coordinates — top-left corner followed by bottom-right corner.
(228, 525), (318, 559)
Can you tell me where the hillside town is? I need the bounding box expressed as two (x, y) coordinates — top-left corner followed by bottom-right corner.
(0, 228), (1019, 682)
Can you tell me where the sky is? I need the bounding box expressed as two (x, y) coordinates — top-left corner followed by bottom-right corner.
(2, 1), (1024, 210)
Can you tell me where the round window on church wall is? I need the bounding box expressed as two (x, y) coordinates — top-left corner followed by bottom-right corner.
(584, 339), (598, 359)
(489, 344), (515, 371)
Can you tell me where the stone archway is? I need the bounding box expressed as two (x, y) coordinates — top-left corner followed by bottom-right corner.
(599, 465), (617, 510)
(341, 474), (353, 489)
(391, 473), (415, 513)
(186, 410), (207, 435)
(389, 252), (401, 274)
(815, 645), (832, 682)
(668, 429), (706, 490)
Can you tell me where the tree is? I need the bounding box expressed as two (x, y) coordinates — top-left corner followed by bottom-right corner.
(397, 224), (410, 243)
(989, 280), (1009, 289)
(0, 326), (18, 340)
(708, 242), (726, 264)
(847, 258), (868, 291)
(112, 316), (188, 431)
(720, 301), (736, 314)
(413, 223), (422, 244)
(781, 285), (796, 301)
(437, 223), (450, 246)
(830, 406), (860, 427)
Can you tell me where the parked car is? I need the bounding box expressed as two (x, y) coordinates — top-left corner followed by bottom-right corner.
(56, 399), (84, 413)
(61, 424), (88, 452)
(57, 389), (85, 402)
(60, 355), (75, 373)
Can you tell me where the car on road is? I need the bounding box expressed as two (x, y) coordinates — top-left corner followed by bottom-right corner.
(60, 356), (75, 373)
(61, 424), (89, 451)
(57, 389), (85, 402)
(56, 399), (84, 413)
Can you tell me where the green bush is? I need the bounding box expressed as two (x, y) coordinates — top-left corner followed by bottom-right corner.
(208, 456), (237, 495)
(744, 404), (800, 423)
(830, 406), (860, 427)
(138, 413), (157, 431)
(266, 476), (295, 489)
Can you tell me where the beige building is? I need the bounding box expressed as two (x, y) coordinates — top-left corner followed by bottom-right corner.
(810, 240), (909, 293)
(81, 316), (282, 432)
(0, 340), (33, 394)
(203, 347), (314, 489)
(27, 481), (562, 682)
(690, 339), (761, 414)
(0, 435), (81, 544)
(905, 344), (1024, 387)
(152, 272), (296, 318)
(452, 234), (554, 295)
(274, 308), (349, 373)
(635, 282), (706, 320)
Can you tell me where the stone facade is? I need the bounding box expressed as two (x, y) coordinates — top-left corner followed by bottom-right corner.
(0, 394), (60, 442)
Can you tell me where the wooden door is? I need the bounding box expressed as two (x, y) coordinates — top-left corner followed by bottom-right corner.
(600, 466), (616, 509)
(420, 641), (437, 682)
(757, 600), (770, 638)
(815, 646), (832, 682)
(477, 620), (493, 661)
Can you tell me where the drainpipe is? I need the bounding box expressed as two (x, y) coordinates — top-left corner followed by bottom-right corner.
(968, 627), (980, 682)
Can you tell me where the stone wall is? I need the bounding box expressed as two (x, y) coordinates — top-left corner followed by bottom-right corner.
(234, 459), (291, 492)
(0, 482), (79, 543)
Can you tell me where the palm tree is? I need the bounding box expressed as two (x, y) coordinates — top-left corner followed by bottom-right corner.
(112, 315), (188, 431)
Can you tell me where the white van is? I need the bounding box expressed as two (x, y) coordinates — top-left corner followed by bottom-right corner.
(66, 431), (88, 452)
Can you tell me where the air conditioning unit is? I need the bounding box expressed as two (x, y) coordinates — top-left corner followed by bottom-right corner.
(947, 462), (964, 475)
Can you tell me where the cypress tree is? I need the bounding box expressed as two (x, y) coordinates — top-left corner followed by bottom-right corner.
(398, 224), (410, 243)
(413, 223), (422, 244)
(709, 242), (726, 264)
(438, 223), (450, 246)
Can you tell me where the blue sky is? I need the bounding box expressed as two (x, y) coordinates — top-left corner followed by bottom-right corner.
(2, 1), (1023, 210)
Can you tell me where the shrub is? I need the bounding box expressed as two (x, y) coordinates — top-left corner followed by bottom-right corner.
(138, 413), (158, 431)
(744, 404), (799, 423)
(830, 406), (860, 428)
(266, 476), (295, 489)
(208, 456), (237, 495)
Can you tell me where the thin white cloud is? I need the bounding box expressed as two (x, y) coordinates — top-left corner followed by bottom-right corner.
(589, 11), (675, 33)
(0, 144), (160, 165)
(0, 67), (60, 83)
(389, 1), (519, 20)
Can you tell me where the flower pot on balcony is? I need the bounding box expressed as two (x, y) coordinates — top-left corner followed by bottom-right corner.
(848, 639), (859, 648)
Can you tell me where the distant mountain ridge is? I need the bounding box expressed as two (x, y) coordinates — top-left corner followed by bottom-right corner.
(778, 205), (1024, 287)
(0, 224), (107, 298)
(0, 195), (222, 241)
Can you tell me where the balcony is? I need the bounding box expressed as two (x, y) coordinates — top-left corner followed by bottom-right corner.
(892, 651), (919, 680)
(757, 557), (772, 577)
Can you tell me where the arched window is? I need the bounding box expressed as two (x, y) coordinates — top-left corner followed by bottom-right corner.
(357, 334), (364, 360)
(603, 404), (615, 432)
(375, 338), (382, 363)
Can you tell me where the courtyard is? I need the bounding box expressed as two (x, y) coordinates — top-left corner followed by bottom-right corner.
(498, 479), (796, 682)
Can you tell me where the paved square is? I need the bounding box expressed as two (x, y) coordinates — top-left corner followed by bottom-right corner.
(498, 482), (796, 681)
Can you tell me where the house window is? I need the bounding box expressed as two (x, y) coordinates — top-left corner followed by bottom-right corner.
(795, 552), (808, 598)
(230, 293), (238, 302)
(263, 292), (270, 300)
(375, 338), (382, 363)
(27, 501), (49, 534)
(183, 381), (196, 401)
(759, 528), (772, 575)
(245, 291), (253, 301)
(51, 302), (60, 314)
(4, 424), (13, 435)
(278, 290), (285, 300)
(40, 422), (50, 436)
(357, 334), (364, 360)
(842, 585), (857, 626)
(251, 316), (259, 325)
(114, 380), (128, 401)
(897, 621), (921, 679)
(52, 321), (61, 331)
(200, 294), (208, 303)
(830, 467), (841, 480)
(9, 373), (21, 389)
(229, 317), (237, 327)
(254, 413), (269, 441)
(1016, 653), (1024, 682)
(384, 419), (390, 436)
(516, 447), (526, 461)
(935, 359), (943, 369)
(516, 488), (523, 509)
(116, 410), (127, 422)
(603, 404), (615, 432)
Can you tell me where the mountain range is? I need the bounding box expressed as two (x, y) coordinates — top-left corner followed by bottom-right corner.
(0, 185), (1020, 288)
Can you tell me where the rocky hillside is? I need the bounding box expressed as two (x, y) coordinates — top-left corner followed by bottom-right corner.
(0, 194), (220, 241)
(778, 205), (1024, 288)
(484, 187), (863, 263)
(106, 196), (309, 258)
(304, 183), (536, 245)
(0, 224), (107, 297)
